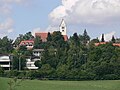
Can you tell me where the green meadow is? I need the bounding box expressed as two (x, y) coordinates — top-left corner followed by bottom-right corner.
(0, 77), (120, 90)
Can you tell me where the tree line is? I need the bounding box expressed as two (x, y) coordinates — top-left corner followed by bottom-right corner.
(0, 30), (120, 80)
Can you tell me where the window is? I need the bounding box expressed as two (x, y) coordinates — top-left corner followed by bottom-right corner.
(26, 42), (28, 45)
(62, 27), (65, 29)
(62, 30), (64, 32)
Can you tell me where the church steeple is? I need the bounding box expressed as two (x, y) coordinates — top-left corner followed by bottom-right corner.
(59, 19), (67, 35)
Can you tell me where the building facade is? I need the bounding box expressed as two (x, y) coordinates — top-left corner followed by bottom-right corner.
(26, 49), (44, 70)
(19, 40), (34, 49)
(0, 55), (12, 70)
(59, 19), (67, 35)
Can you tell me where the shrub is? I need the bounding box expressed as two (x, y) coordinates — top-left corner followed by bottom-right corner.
(0, 67), (4, 76)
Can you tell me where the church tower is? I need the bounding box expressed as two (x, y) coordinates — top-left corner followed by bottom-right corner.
(59, 19), (67, 35)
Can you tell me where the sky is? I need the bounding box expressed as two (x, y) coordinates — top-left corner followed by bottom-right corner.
(0, 0), (120, 41)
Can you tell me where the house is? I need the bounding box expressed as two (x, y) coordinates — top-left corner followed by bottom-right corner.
(26, 56), (40, 70)
(19, 40), (34, 49)
(35, 19), (68, 42)
(26, 49), (44, 70)
(33, 49), (44, 57)
(0, 54), (12, 70)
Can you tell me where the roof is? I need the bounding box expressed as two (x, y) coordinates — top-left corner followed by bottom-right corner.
(59, 19), (65, 27)
(95, 42), (120, 47)
(35, 32), (68, 42)
(95, 42), (107, 46)
(63, 35), (68, 41)
(33, 49), (44, 52)
(0, 54), (9, 57)
(20, 40), (34, 45)
(35, 33), (48, 42)
(113, 43), (120, 47)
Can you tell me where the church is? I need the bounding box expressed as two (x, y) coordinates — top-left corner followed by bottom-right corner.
(35, 19), (68, 42)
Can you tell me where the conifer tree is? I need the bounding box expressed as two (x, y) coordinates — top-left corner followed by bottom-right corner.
(111, 35), (115, 43)
(83, 29), (90, 45)
(47, 32), (52, 42)
(34, 36), (42, 49)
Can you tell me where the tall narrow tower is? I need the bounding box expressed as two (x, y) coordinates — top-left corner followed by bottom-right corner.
(59, 19), (67, 35)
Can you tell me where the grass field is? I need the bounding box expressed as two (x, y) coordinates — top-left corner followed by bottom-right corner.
(0, 77), (120, 90)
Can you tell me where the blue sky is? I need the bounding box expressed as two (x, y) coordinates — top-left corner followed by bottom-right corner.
(0, 0), (120, 41)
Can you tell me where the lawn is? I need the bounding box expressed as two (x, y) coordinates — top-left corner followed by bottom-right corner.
(0, 77), (120, 90)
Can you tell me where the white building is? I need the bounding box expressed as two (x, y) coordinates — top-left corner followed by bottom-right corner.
(26, 57), (39, 70)
(0, 55), (12, 70)
(33, 49), (44, 57)
(26, 49), (44, 70)
(19, 40), (34, 49)
(59, 19), (67, 35)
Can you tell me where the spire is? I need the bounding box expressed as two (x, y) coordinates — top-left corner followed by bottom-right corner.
(59, 19), (67, 35)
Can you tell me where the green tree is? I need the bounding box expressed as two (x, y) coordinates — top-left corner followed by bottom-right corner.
(52, 31), (65, 48)
(47, 32), (52, 42)
(34, 36), (42, 49)
(56, 64), (69, 79)
(39, 64), (54, 78)
(12, 56), (26, 70)
(35, 60), (42, 69)
(111, 35), (116, 43)
(71, 33), (80, 46)
(0, 36), (13, 54)
(8, 77), (24, 90)
(14, 32), (34, 46)
(82, 29), (90, 45)
(22, 32), (34, 40)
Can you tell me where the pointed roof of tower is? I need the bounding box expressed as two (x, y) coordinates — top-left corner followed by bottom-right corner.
(59, 19), (66, 27)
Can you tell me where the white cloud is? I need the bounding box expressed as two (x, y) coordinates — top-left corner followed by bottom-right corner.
(99, 31), (116, 41)
(0, 18), (14, 38)
(105, 31), (116, 41)
(1, 0), (26, 4)
(0, 0), (26, 14)
(49, 0), (120, 25)
(45, 25), (58, 32)
(0, 18), (14, 30)
(0, 0), (28, 38)
(32, 27), (41, 36)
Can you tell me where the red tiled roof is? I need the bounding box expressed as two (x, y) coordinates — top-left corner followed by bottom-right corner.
(35, 33), (48, 42)
(95, 42), (120, 47)
(20, 40), (34, 46)
(113, 43), (120, 47)
(63, 35), (68, 41)
(95, 42), (107, 46)
(35, 32), (68, 42)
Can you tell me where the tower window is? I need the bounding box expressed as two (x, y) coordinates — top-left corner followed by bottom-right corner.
(62, 27), (65, 29)
(62, 30), (64, 32)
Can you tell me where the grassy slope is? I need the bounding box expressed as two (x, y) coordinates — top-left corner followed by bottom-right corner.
(0, 77), (120, 90)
